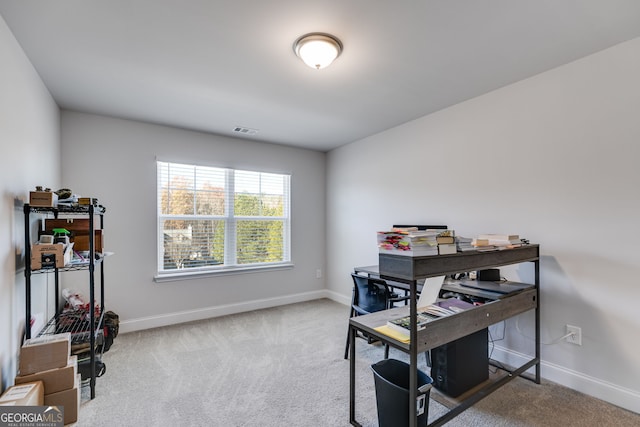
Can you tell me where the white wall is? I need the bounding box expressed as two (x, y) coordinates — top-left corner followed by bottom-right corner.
(3, 5), (638, 412)
(0, 15), (60, 391)
(326, 37), (640, 412)
(60, 112), (326, 332)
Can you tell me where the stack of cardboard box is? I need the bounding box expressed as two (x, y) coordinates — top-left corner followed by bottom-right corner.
(14, 333), (80, 425)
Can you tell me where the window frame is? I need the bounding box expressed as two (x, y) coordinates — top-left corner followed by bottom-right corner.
(155, 160), (292, 281)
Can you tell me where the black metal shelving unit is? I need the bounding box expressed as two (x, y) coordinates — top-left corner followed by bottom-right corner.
(23, 203), (107, 399)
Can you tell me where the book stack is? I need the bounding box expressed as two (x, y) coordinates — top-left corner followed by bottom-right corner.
(436, 230), (457, 255)
(386, 311), (440, 335)
(455, 236), (475, 252)
(475, 234), (522, 249)
(384, 299), (475, 339)
(471, 238), (496, 251)
(377, 228), (439, 256)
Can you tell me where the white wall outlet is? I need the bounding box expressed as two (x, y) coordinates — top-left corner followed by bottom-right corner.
(316, 269), (322, 279)
(566, 324), (582, 346)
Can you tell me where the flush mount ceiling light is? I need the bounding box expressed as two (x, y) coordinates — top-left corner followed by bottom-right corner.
(293, 33), (343, 70)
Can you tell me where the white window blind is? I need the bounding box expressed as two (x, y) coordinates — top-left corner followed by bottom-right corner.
(157, 161), (291, 276)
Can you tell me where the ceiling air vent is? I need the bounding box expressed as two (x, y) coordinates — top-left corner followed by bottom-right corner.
(233, 126), (258, 136)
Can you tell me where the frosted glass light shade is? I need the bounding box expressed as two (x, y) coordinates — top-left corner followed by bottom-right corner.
(294, 33), (343, 70)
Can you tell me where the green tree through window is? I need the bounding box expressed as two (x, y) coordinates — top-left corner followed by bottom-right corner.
(158, 161), (290, 274)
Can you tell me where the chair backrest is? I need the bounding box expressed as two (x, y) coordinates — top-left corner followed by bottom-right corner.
(351, 273), (390, 315)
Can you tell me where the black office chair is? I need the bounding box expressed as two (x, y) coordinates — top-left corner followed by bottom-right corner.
(344, 273), (410, 359)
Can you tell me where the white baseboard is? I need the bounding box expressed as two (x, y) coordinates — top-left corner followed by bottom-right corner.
(325, 289), (351, 306)
(119, 290), (329, 334)
(492, 345), (640, 414)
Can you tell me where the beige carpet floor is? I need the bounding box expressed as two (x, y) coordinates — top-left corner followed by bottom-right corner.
(76, 299), (639, 426)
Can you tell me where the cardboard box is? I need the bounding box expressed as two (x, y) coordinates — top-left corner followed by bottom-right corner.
(31, 243), (72, 269)
(15, 356), (77, 395)
(44, 375), (80, 425)
(78, 197), (98, 206)
(19, 333), (71, 376)
(71, 230), (104, 252)
(0, 381), (44, 406)
(29, 191), (58, 207)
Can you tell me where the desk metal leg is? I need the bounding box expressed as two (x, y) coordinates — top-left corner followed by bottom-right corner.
(409, 279), (418, 427)
(534, 259), (541, 384)
(349, 325), (362, 427)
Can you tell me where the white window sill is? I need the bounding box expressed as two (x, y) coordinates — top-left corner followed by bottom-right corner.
(154, 263), (294, 283)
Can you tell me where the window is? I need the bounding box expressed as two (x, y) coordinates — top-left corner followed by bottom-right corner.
(157, 161), (291, 277)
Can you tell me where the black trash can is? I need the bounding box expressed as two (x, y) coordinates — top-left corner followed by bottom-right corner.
(371, 358), (433, 427)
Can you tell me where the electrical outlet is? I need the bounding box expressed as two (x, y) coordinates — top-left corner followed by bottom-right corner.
(566, 325), (582, 346)
(316, 269), (322, 279)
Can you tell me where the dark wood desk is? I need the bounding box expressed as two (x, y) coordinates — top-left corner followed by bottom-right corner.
(349, 245), (540, 427)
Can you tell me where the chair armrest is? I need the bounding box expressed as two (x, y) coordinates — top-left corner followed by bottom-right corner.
(389, 294), (410, 303)
(352, 306), (371, 316)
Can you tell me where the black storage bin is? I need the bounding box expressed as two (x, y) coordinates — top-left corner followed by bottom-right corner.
(371, 358), (433, 427)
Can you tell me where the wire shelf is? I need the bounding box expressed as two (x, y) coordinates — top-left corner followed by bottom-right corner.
(29, 254), (106, 274)
(38, 309), (104, 345)
(27, 204), (106, 215)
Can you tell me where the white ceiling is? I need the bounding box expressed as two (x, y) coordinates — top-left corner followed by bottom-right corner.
(2, 1), (640, 152)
